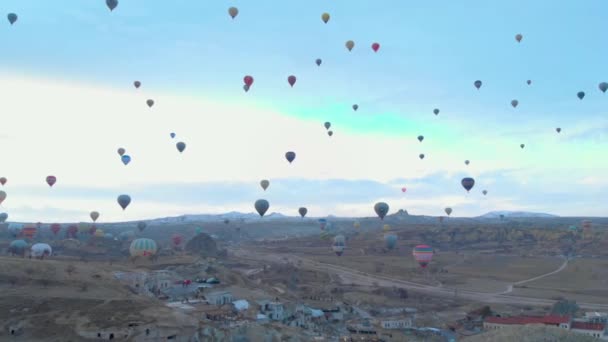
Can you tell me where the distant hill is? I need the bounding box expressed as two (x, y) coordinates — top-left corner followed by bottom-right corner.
(477, 211), (559, 219)
(147, 211), (290, 225)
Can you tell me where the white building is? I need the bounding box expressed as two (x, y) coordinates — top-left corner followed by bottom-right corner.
(571, 322), (608, 340)
(381, 318), (413, 329)
(205, 291), (233, 306)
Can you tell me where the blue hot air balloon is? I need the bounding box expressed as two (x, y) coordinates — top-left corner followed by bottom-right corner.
(121, 155), (131, 165)
(170, 133), (176, 139)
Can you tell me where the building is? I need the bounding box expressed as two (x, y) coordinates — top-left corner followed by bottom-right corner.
(586, 313), (608, 324)
(146, 270), (172, 292)
(323, 307), (344, 322)
(204, 291), (233, 306)
(258, 301), (286, 321)
(380, 318), (413, 329)
(484, 315), (608, 340)
(571, 322), (607, 339)
(484, 315), (571, 330)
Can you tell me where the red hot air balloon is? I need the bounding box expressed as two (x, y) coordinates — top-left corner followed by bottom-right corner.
(0, 177), (6, 186)
(22, 224), (38, 239)
(287, 75), (297, 87)
(371, 42), (380, 52)
(46, 176), (57, 187)
(172, 234), (183, 247)
(413, 244), (434, 268)
(243, 75), (254, 87)
(50, 223), (61, 236)
(66, 225), (78, 239)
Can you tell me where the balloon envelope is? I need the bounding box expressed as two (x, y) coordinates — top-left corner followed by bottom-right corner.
(298, 207), (308, 218)
(345, 40), (355, 51)
(515, 34), (523, 42)
(0, 212), (7, 223)
(413, 245), (433, 268)
(243, 75), (254, 86)
(0, 177), (6, 186)
(46, 176), (57, 187)
(417, 135), (424, 142)
(0, 190), (6, 204)
(474, 80), (482, 89)
(461, 177), (475, 192)
(324, 122), (331, 130)
(106, 0), (118, 11)
(419, 154), (425, 160)
(260, 180), (270, 191)
(371, 42), (380, 52)
(316, 58), (322, 66)
(7, 13), (17, 25)
(137, 221), (147, 232)
(321, 13), (330, 23)
(133, 81), (141, 88)
(117, 194), (131, 210)
(228, 7), (238, 19)
(287, 75), (297, 87)
(511, 100), (519, 108)
(31, 243), (52, 258)
(445, 207), (452, 216)
(599, 82), (608, 93)
(384, 234), (397, 250)
(176, 142), (186, 153)
(121, 155), (131, 165)
(285, 151), (296, 163)
(130, 238), (157, 257)
(90, 211), (100, 222)
(352, 104), (358, 111)
(117, 148), (125, 156)
(146, 99), (154, 108)
(433, 108), (440, 115)
(577, 91), (585, 100)
(170, 133), (176, 138)
(482, 190), (488, 195)
(374, 202), (389, 220)
(254, 199), (269, 217)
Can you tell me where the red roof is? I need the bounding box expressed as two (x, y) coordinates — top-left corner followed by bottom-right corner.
(571, 322), (606, 331)
(485, 315), (570, 326)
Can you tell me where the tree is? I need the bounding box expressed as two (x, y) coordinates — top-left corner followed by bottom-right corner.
(552, 299), (579, 316)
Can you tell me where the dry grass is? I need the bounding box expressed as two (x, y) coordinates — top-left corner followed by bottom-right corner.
(464, 325), (598, 342)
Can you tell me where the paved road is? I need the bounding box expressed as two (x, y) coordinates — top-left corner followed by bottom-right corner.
(233, 249), (608, 311)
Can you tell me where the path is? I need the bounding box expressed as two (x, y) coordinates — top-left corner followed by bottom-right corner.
(496, 256), (569, 295)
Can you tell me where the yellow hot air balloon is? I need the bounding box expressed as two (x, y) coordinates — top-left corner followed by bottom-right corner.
(353, 221), (361, 229)
(345, 40), (355, 51)
(77, 222), (90, 234)
(383, 224), (391, 232)
(94, 229), (104, 238)
(321, 12), (330, 24)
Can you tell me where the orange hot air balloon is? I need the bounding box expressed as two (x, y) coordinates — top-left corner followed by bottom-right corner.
(21, 224), (38, 239)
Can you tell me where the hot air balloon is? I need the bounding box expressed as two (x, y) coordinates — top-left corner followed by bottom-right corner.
(50, 223), (61, 236)
(9, 240), (28, 256)
(298, 207), (308, 218)
(285, 151), (296, 163)
(94, 229), (104, 238)
(146, 99), (154, 108)
(526, 80), (532, 85)
(515, 34), (523, 43)
(0, 190), (6, 205)
(260, 180), (270, 191)
(332, 235), (345, 256)
(137, 221), (146, 232)
(133, 81), (141, 89)
(228, 7), (239, 19)
(321, 12), (330, 23)
(171, 234), (183, 247)
(90, 211), (100, 222)
(319, 218), (327, 230)
(254, 199), (269, 217)
(243, 84), (250, 92)
(176, 142), (186, 153)
(401, 187), (406, 193)
(243, 75), (254, 87)
(66, 225), (78, 239)
(316, 58), (322, 66)
(89, 225), (98, 236)
(117, 194), (131, 210)
(419, 154), (425, 160)
(287, 75), (296, 87)
(117, 148), (125, 156)
(352, 104), (359, 111)
(371, 42), (380, 52)
(170, 133), (176, 139)
(31, 243), (52, 259)
(353, 221), (361, 229)
(328, 131), (333, 137)
(599, 82), (608, 93)
(46, 176), (57, 187)
(556, 128), (561, 133)
(121, 155), (131, 165)
(482, 190), (488, 195)
(433, 109), (440, 116)
(106, 0), (118, 11)
(129, 238), (157, 257)
(461, 177), (475, 192)
(0, 177), (6, 186)
(22, 224), (37, 239)
(577, 91), (585, 100)
(345, 40), (355, 51)
(511, 100), (519, 108)
(324, 122), (331, 130)
(413, 245), (433, 268)
(77, 222), (90, 235)
(417, 135), (424, 142)
(474, 80), (482, 90)
(8, 223), (22, 237)
(0, 212), (7, 223)
(224, 219), (230, 225)
(383, 224), (391, 232)
(520, 143), (525, 149)
(465, 160), (470, 165)
(384, 233), (397, 250)
(7, 13), (17, 25)
(195, 227), (202, 235)
(374, 202), (389, 220)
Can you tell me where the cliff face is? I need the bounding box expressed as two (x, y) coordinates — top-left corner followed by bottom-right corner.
(185, 233), (219, 257)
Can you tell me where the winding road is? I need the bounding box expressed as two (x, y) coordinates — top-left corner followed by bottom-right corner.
(233, 248), (608, 311)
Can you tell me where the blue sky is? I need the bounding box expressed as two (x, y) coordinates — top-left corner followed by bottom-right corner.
(0, 0), (606, 221)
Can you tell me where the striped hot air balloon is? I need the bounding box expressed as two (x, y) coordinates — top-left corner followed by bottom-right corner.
(21, 224), (38, 239)
(129, 238), (158, 257)
(413, 244), (434, 268)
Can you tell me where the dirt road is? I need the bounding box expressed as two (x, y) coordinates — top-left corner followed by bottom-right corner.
(233, 249), (608, 311)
